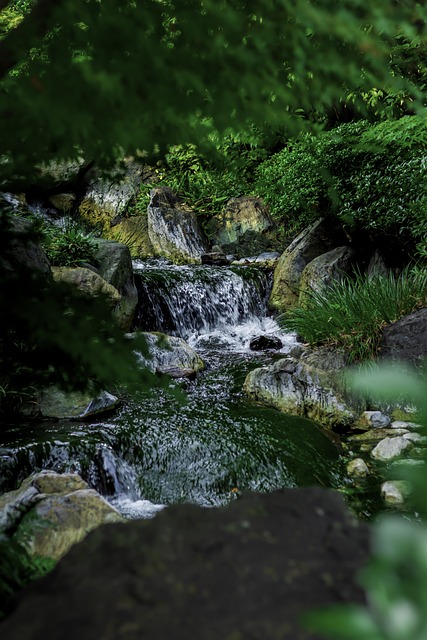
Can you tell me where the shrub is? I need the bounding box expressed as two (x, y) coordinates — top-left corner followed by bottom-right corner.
(41, 219), (98, 267)
(252, 116), (427, 248)
(279, 267), (427, 363)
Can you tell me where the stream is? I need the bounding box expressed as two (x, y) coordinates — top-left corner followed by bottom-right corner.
(0, 260), (379, 518)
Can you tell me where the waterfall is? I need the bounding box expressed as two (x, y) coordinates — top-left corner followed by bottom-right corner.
(132, 260), (271, 343)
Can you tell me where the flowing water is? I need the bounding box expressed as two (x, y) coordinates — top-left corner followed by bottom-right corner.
(1, 260), (366, 518)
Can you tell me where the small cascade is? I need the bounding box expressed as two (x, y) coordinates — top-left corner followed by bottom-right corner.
(133, 260), (271, 341)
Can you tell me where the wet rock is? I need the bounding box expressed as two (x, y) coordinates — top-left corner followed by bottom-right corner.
(367, 249), (389, 278)
(381, 480), (412, 505)
(358, 411), (391, 429)
(0, 487), (370, 640)
(132, 331), (205, 377)
(0, 471), (123, 562)
(371, 436), (413, 461)
(379, 307), (427, 365)
(48, 193), (76, 214)
(347, 458), (369, 478)
(299, 246), (355, 307)
(201, 252), (230, 266)
(36, 387), (120, 419)
(269, 219), (344, 312)
(93, 239), (138, 331)
(249, 335), (283, 351)
(244, 351), (364, 430)
(147, 187), (208, 263)
(391, 420), (423, 430)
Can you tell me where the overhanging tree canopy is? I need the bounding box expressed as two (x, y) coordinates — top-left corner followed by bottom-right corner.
(0, 0), (425, 183)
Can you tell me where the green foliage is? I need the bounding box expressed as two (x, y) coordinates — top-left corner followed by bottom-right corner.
(279, 267), (427, 363)
(0, 205), (157, 416)
(0, 508), (57, 618)
(253, 116), (427, 245)
(41, 219), (98, 267)
(0, 0), (425, 183)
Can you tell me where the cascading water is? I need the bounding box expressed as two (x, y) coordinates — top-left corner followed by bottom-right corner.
(0, 259), (357, 519)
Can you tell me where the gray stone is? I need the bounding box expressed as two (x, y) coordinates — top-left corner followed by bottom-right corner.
(1, 216), (51, 276)
(359, 410), (391, 429)
(299, 246), (355, 307)
(52, 266), (121, 308)
(347, 458), (369, 478)
(36, 387), (120, 419)
(244, 351), (364, 429)
(147, 187), (208, 263)
(0, 471), (123, 561)
(269, 219), (344, 312)
(366, 249), (390, 278)
(381, 480), (412, 505)
(380, 307), (427, 365)
(371, 437), (413, 461)
(391, 420), (423, 430)
(79, 160), (145, 231)
(207, 196), (273, 258)
(93, 239), (138, 330)
(132, 331), (205, 377)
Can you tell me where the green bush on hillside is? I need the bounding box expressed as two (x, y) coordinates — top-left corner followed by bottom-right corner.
(252, 117), (427, 249)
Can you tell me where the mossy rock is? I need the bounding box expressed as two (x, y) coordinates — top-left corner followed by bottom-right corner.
(104, 215), (154, 258)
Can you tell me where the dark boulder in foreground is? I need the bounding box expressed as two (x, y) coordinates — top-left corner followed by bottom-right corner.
(250, 334), (283, 351)
(380, 307), (427, 365)
(2, 488), (370, 640)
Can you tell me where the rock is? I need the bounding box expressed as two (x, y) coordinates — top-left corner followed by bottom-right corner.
(93, 239), (138, 330)
(349, 428), (410, 444)
(200, 252), (230, 266)
(347, 458), (369, 478)
(104, 214), (154, 258)
(147, 187), (208, 263)
(1, 216), (51, 276)
(299, 246), (355, 307)
(391, 420), (423, 430)
(132, 332), (205, 377)
(249, 335), (283, 351)
(269, 219), (344, 312)
(0, 471), (123, 562)
(52, 266), (121, 308)
(381, 480), (412, 505)
(36, 387), (120, 419)
(79, 160), (145, 231)
(244, 349), (364, 429)
(48, 193), (76, 213)
(371, 436), (413, 461)
(366, 249), (389, 278)
(358, 410), (391, 429)
(379, 307), (427, 365)
(0, 488), (370, 640)
(207, 196), (274, 258)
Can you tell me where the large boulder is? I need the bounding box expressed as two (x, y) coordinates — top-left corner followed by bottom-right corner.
(299, 246), (355, 307)
(379, 307), (427, 365)
(0, 471), (123, 561)
(147, 187), (208, 263)
(133, 331), (205, 378)
(51, 266), (121, 307)
(0, 487), (370, 640)
(34, 387), (120, 419)
(105, 215), (154, 258)
(207, 196), (274, 258)
(269, 219), (344, 312)
(93, 239), (138, 330)
(244, 347), (364, 429)
(0, 215), (51, 276)
(79, 161), (146, 231)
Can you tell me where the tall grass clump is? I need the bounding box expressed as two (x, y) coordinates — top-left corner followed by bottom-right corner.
(280, 267), (427, 363)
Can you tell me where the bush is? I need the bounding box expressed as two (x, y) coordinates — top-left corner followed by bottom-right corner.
(41, 219), (98, 267)
(279, 267), (427, 363)
(252, 116), (427, 251)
